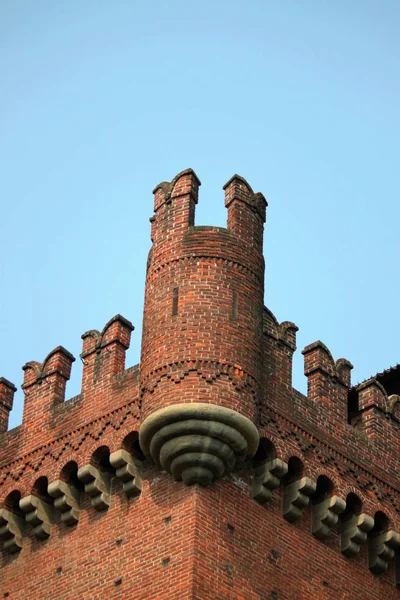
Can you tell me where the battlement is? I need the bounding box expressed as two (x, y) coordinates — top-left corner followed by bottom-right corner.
(149, 169), (267, 254)
(0, 314), (138, 459)
(0, 170), (399, 598)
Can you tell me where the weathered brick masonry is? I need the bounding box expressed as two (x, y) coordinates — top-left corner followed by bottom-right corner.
(0, 169), (399, 599)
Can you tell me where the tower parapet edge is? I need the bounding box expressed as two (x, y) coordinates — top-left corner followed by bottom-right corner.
(139, 170), (267, 485)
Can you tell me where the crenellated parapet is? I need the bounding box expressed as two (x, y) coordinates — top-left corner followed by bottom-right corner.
(262, 307), (298, 398)
(223, 174), (267, 249)
(150, 169), (201, 246)
(0, 314), (138, 457)
(22, 346), (75, 426)
(352, 378), (400, 448)
(81, 314), (134, 394)
(302, 340), (353, 422)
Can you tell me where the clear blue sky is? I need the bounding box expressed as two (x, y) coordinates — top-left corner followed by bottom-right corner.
(1, 1), (399, 429)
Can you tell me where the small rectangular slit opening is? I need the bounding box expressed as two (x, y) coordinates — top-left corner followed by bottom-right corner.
(172, 287), (179, 316)
(232, 290), (239, 320)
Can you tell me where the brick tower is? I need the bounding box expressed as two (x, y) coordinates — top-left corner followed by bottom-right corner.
(0, 170), (399, 599)
(139, 169), (265, 485)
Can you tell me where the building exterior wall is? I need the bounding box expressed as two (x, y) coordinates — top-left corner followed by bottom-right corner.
(0, 170), (398, 599)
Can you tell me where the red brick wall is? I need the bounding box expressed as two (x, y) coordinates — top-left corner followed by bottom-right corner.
(0, 170), (398, 599)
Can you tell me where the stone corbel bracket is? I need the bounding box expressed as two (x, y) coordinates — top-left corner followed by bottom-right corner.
(110, 449), (142, 497)
(139, 403), (259, 487)
(368, 530), (400, 575)
(282, 477), (316, 523)
(77, 464), (111, 511)
(19, 495), (53, 539)
(340, 513), (375, 557)
(0, 508), (24, 553)
(253, 459), (288, 506)
(48, 480), (80, 526)
(312, 496), (346, 540)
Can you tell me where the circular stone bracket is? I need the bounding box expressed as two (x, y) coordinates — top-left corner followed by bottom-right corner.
(139, 403), (259, 486)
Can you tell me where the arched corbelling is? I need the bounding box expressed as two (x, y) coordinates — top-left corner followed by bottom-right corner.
(282, 456), (315, 523)
(368, 509), (400, 576)
(254, 434), (287, 462)
(31, 475), (51, 499)
(252, 439), (285, 506)
(0, 490), (24, 554)
(81, 436), (117, 465)
(77, 446), (113, 512)
(339, 493), (374, 557)
(371, 504), (398, 529)
(309, 466), (342, 496)
(282, 456), (304, 483)
(0, 484), (25, 508)
(279, 447), (304, 468)
(28, 463), (54, 486)
(252, 438), (276, 466)
(2, 489), (23, 512)
(57, 458), (80, 480)
(340, 484), (370, 511)
(121, 431), (145, 462)
(20, 476), (53, 540)
(48, 461), (81, 527)
(311, 475), (346, 540)
(89, 446), (114, 474)
(110, 436), (143, 498)
(341, 492), (363, 518)
(59, 461), (82, 487)
(312, 475), (334, 504)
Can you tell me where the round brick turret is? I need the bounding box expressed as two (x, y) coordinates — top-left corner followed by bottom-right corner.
(139, 169), (267, 485)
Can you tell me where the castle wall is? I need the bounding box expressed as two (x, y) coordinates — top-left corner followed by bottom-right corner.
(0, 170), (398, 599)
